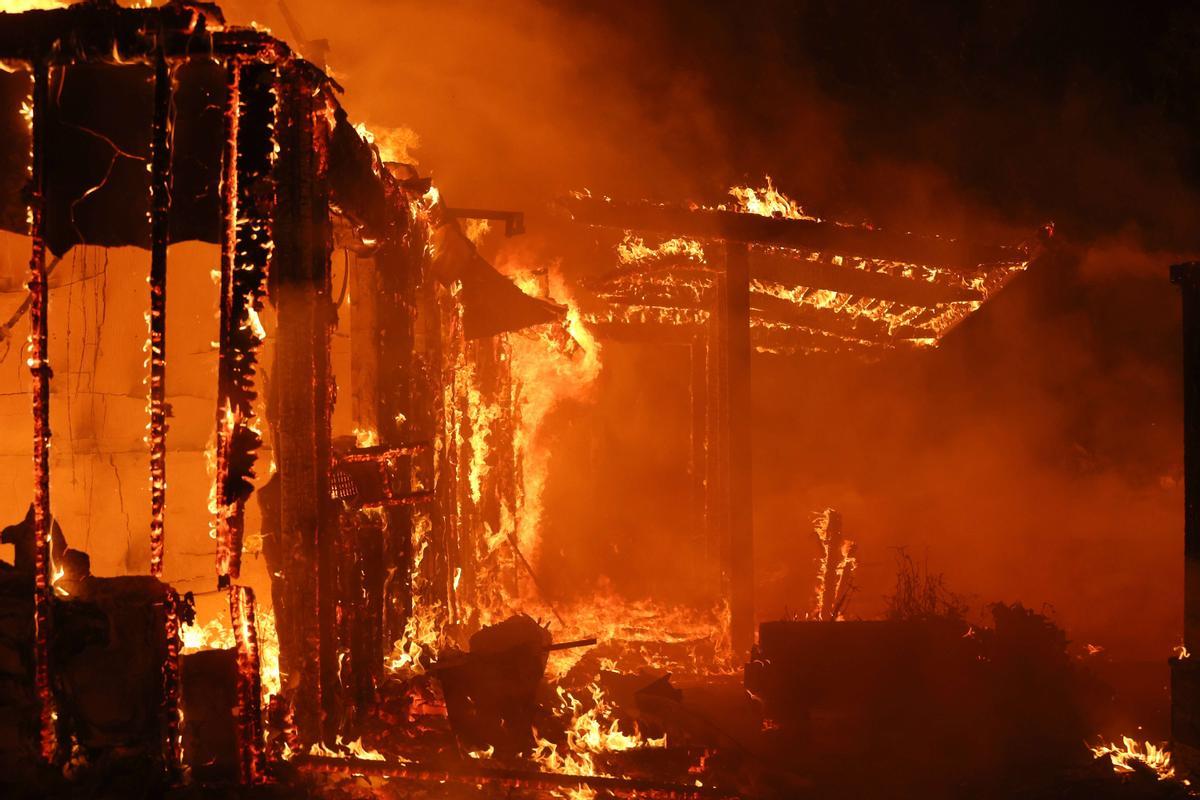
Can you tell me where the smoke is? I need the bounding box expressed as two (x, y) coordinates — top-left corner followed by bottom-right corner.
(230, 1), (1200, 658)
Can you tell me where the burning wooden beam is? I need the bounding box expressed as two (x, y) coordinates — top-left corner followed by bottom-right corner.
(212, 58), (243, 586)
(562, 194), (1020, 271)
(147, 49), (171, 578)
(589, 252), (985, 308)
(159, 589), (184, 780)
(230, 585), (267, 784)
(749, 291), (928, 346)
(213, 56), (276, 584)
(752, 250), (985, 306)
(27, 55), (55, 764)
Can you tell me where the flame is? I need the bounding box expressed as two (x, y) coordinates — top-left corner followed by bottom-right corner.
(532, 682), (666, 779)
(336, 735), (386, 761)
(506, 266), (601, 562)
(810, 509), (857, 621)
(0, 1), (66, 10)
(466, 374), (502, 504)
(354, 121), (421, 165)
(1091, 737), (1179, 782)
(1175, 643), (1191, 660)
(180, 607), (281, 699)
(616, 234), (706, 265)
(353, 427), (380, 448)
(50, 548), (66, 597)
(464, 218), (491, 245)
(385, 598), (444, 679)
(725, 176), (816, 220)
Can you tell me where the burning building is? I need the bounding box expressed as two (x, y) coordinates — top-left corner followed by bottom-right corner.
(0, 2), (1193, 799)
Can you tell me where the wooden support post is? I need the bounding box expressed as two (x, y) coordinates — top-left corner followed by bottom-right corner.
(689, 336), (709, 557)
(709, 269), (730, 626)
(350, 252), (380, 436)
(440, 285), (465, 625)
(724, 242), (754, 657)
(160, 589), (183, 780)
(148, 50), (172, 577)
(1174, 264), (1200, 651)
(213, 57), (275, 585)
(271, 67), (336, 744)
(1177, 263), (1200, 654)
(27, 57), (55, 764)
(375, 242), (417, 648)
(230, 585), (266, 784)
(1171, 262), (1200, 773)
(213, 58), (242, 586)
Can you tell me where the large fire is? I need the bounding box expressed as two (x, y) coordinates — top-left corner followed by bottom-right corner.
(0, 4), (1147, 799)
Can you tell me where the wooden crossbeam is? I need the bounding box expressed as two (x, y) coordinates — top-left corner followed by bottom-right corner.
(562, 195), (1020, 271)
(750, 291), (928, 345)
(587, 253), (982, 308)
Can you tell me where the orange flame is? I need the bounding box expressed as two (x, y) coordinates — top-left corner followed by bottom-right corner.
(1091, 737), (1179, 782)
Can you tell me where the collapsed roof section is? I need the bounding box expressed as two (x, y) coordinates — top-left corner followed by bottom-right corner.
(0, 1), (560, 338)
(562, 194), (1047, 355)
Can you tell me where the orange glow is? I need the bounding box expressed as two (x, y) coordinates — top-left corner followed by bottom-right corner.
(0, 1), (66, 11)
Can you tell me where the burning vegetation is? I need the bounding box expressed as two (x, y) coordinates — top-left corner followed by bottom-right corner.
(0, 2), (1193, 800)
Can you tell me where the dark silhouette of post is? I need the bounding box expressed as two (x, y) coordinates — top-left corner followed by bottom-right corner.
(1171, 262), (1200, 772)
(725, 243), (754, 656)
